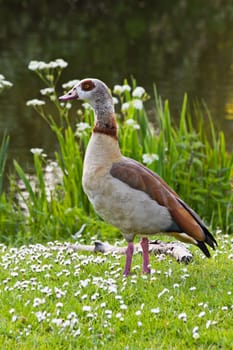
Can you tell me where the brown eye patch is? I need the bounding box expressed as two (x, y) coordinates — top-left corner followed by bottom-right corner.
(81, 80), (95, 91)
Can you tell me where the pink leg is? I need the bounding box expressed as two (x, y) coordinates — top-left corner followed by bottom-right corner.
(141, 237), (151, 274)
(123, 242), (134, 276)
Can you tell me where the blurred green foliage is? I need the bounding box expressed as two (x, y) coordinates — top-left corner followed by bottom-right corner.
(0, 62), (231, 245)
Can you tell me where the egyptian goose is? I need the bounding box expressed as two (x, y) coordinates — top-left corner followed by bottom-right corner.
(59, 78), (217, 276)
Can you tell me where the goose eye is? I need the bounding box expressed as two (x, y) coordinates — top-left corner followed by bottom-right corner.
(81, 80), (95, 91)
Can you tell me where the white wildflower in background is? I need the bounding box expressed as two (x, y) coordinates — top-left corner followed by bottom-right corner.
(192, 326), (200, 339)
(12, 315), (18, 322)
(52, 318), (63, 326)
(142, 153), (159, 165)
(113, 84), (131, 95)
(132, 86), (145, 98)
(62, 79), (80, 89)
(135, 310), (141, 316)
(30, 148), (44, 155)
(190, 286), (197, 291)
(121, 100), (143, 113)
(80, 279), (90, 288)
(0, 74), (13, 92)
(28, 58), (68, 71)
(26, 99), (45, 107)
(113, 85), (123, 95)
(75, 122), (91, 137)
(10, 271), (18, 277)
(82, 102), (92, 110)
(82, 305), (91, 312)
(91, 292), (99, 300)
(54, 58), (68, 69)
(67, 311), (78, 320)
(35, 311), (47, 322)
(40, 87), (55, 96)
(121, 102), (130, 112)
(125, 119), (140, 130)
(108, 284), (117, 293)
(120, 304), (128, 310)
(105, 310), (112, 319)
(112, 97), (118, 104)
(206, 320), (218, 329)
(178, 312), (187, 322)
(40, 286), (52, 296)
(28, 60), (46, 71)
(132, 99), (143, 110)
(33, 297), (46, 307)
(151, 307), (160, 314)
(73, 328), (81, 337)
(56, 302), (63, 308)
(198, 311), (206, 318)
(54, 287), (66, 298)
(122, 84), (131, 92)
(141, 274), (148, 280)
(222, 306), (228, 311)
(64, 102), (72, 109)
(1, 80), (13, 88)
(158, 288), (169, 298)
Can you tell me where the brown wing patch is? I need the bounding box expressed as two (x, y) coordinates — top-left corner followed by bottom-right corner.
(110, 159), (205, 242)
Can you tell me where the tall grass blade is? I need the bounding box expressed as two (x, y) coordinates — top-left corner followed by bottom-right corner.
(13, 160), (37, 205)
(0, 133), (9, 195)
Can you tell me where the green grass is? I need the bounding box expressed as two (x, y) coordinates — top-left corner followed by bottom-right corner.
(0, 234), (232, 349)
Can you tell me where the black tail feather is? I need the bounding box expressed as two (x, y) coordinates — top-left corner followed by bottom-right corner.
(202, 226), (218, 250)
(178, 199), (218, 252)
(197, 241), (211, 258)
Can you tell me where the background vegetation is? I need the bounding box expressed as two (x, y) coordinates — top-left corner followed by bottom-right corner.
(0, 62), (232, 246)
(0, 1), (233, 165)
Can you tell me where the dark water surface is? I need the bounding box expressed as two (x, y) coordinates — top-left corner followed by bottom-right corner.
(0, 1), (233, 168)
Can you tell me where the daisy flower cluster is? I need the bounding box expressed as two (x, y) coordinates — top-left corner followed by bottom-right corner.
(0, 234), (232, 346)
(0, 74), (13, 93)
(75, 122), (91, 138)
(112, 82), (149, 114)
(28, 59), (68, 71)
(27, 58), (69, 103)
(26, 99), (45, 107)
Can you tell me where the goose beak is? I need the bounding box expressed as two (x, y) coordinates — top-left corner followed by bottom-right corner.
(59, 88), (79, 101)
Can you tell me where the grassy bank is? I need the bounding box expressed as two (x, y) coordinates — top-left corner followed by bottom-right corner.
(0, 234), (232, 349)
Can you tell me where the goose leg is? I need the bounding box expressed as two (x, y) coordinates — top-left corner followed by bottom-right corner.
(123, 242), (134, 276)
(141, 237), (151, 274)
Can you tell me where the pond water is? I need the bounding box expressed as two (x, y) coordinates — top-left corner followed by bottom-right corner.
(0, 1), (233, 169)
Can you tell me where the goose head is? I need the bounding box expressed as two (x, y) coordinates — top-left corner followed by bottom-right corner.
(59, 78), (114, 114)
